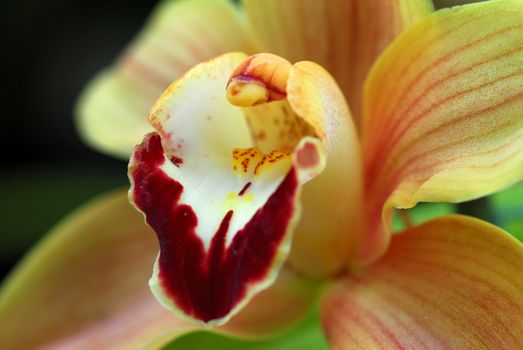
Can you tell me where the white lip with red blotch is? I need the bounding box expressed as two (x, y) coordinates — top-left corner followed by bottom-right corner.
(128, 53), (325, 326)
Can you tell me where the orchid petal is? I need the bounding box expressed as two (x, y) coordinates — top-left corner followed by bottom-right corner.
(321, 215), (523, 349)
(242, 0), (433, 128)
(361, 0), (523, 264)
(76, 0), (252, 159)
(0, 190), (194, 350)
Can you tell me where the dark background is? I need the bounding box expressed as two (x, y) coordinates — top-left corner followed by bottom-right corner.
(0, 0), (482, 280)
(0, 0), (156, 279)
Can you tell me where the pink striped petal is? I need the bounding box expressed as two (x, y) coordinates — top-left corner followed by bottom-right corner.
(321, 215), (523, 349)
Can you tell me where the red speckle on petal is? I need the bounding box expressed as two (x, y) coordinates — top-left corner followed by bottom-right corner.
(238, 182), (252, 196)
(130, 133), (299, 323)
(169, 155), (183, 167)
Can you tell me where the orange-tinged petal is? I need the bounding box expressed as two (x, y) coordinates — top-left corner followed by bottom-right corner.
(242, 0), (433, 129)
(76, 0), (252, 159)
(361, 0), (523, 265)
(0, 190), (194, 350)
(321, 215), (523, 350)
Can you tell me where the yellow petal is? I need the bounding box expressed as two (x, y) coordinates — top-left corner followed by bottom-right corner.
(76, 0), (252, 159)
(321, 215), (523, 349)
(361, 0), (523, 265)
(242, 0), (433, 129)
(0, 190), (194, 350)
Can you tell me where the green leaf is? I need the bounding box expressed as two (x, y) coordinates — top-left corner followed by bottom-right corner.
(506, 219), (523, 242)
(491, 181), (523, 242)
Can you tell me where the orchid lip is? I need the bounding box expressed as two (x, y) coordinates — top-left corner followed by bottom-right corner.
(131, 132), (301, 324)
(128, 53), (326, 325)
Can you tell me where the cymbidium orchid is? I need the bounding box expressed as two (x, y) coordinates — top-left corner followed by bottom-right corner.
(2, 0), (523, 349)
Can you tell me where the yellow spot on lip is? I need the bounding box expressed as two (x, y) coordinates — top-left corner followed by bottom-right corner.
(225, 192), (254, 208)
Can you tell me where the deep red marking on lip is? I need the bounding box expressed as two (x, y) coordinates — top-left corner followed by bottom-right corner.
(130, 133), (298, 322)
(169, 155), (183, 167)
(238, 182), (252, 196)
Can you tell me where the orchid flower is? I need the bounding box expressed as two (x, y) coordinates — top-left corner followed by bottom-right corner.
(2, 0), (523, 349)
